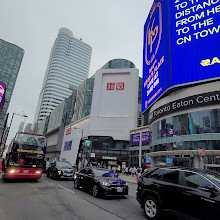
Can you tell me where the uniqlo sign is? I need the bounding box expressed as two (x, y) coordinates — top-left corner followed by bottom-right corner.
(107, 82), (115, 90)
(107, 82), (124, 90)
(116, 82), (124, 90)
(66, 127), (72, 135)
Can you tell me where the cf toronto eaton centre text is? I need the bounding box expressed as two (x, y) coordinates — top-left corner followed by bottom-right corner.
(150, 92), (220, 121)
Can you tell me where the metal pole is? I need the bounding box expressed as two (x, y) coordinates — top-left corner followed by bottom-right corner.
(139, 132), (142, 168)
(4, 113), (15, 144)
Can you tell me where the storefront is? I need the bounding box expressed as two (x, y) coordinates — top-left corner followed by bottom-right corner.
(134, 81), (220, 168)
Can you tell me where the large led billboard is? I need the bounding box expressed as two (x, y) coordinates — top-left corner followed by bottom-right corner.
(142, 0), (171, 111)
(142, 0), (220, 113)
(0, 82), (6, 115)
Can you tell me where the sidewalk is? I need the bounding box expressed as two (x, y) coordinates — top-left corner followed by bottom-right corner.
(118, 174), (137, 184)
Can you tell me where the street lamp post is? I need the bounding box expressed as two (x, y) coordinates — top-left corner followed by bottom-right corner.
(4, 112), (28, 145)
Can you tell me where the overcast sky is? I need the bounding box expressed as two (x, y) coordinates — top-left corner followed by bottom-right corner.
(0, 0), (153, 143)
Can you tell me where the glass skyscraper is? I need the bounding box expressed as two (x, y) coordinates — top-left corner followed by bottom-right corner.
(0, 39), (24, 134)
(34, 28), (92, 124)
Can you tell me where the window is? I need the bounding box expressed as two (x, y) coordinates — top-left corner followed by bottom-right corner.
(86, 169), (93, 175)
(79, 169), (86, 174)
(184, 171), (213, 189)
(159, 169), (179, 184)
(149, 169), (161, 179)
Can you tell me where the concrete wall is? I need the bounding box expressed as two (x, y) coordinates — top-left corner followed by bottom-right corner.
(89, 68), (139, 140)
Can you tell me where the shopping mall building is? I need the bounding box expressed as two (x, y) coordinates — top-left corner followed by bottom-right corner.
(130, 80), (220, 169)
(130, 0), (220, 169)
(59, 59), (142, 167)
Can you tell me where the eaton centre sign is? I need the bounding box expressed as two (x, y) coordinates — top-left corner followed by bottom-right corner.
(142, 0), (220, 112)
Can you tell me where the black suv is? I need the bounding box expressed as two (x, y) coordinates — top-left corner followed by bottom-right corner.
(136, 167), (220, 220)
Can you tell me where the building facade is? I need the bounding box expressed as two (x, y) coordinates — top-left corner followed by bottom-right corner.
(130, 80), (220, 168)
(0, 39), (24, 135)
(60, 59), (140, 167)
(34, 28), (92, 124)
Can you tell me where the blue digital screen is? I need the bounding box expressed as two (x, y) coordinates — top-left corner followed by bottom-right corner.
(142, 0), (220, 113)
(146, 156), (152, 163)
(170, 0), (220, 86)
(142, 0), (171, 112)
(166, 157), (173, 165)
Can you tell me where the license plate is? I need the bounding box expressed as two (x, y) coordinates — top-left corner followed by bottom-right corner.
(117, 187), (123, 192)
(23, 170), (29, 173)
(65, 174), (72, 177)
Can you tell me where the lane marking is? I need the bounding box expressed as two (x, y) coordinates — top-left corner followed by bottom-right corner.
(57, 185), (75, 194)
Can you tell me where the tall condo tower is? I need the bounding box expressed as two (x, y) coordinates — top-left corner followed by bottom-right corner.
(0, 39), (24, 134)
(34, 28), (92, 124)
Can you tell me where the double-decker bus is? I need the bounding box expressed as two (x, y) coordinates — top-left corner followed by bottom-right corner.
(3, 132), (46, 180)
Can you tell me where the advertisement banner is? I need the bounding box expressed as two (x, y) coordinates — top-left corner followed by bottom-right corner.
(64, 141), (72, 151)
(142, 131), (150, 145)
(142, 0), (171, 112)
(142, 0), (220, 112)
(131, 133), (140, 146)
(170, 0), (220, 86)
(146, 156), (152, 163)
(0, 82), (6, 115)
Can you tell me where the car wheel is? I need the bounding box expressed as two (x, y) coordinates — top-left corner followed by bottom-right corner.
(143, 196), (160, 220)
(74, 178), (80, 189)
(92, 184), (99, 197)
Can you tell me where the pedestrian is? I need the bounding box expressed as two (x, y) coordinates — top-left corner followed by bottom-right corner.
(108, 165), (111, 171)
(125, 166), (129, 175)
(45, 158), (50, 171)
(116, 165), (121, 175)
(113, 165), (117, 173)
(131, 166), (137, 177)
(129, 167), (132, 175)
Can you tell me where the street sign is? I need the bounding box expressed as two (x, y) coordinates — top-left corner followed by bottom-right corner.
(198, 149), (205, 157)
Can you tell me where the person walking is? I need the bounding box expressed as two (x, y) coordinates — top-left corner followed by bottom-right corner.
(131, 166), (137, 177)
(125, 166), (129, 175)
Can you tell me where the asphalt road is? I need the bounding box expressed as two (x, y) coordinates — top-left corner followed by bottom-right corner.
(0, 174), (146, 220)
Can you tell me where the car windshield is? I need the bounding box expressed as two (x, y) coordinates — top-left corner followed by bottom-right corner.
(92, 169), (117, 177)
(205, 172), (220, 187)
(56, 161), (72, 168)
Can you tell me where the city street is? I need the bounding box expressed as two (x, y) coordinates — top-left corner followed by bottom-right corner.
(0, 175), (146, 220)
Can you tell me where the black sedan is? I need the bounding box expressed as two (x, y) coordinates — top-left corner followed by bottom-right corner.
(46, 161), (75, 180)
(73, 168), (128, 197)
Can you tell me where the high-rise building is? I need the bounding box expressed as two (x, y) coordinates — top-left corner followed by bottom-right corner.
(34, 28), (92, 124)
(24, 123), (33, 133)
(18, 121), (24, 132)
(0, 39), (24, 134)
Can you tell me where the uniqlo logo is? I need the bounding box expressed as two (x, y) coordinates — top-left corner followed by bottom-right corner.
(116, 82), (124, 90)
(107, 82), (115, 90)
(66, 127), (71, 135)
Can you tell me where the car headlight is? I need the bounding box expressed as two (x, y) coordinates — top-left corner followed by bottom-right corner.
(36, 170), (41, 174)
(58, 171), (62, 175)
(125, 182), (128, 186)
(9, 169), (15, 174)
(100, 181), (110, 186)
